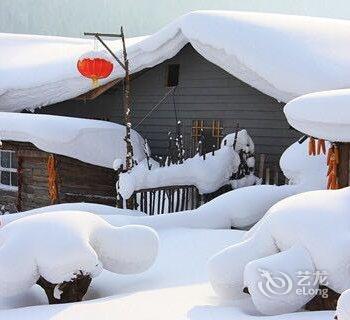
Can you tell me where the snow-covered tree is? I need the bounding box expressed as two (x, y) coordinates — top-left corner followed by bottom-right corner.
(0, 211), (158, 304)
(208, 187), (350, 315)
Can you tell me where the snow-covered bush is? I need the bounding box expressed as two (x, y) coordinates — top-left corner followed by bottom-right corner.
(0, 211), (158, 303)
(117, 129), (259, 201)
(208, 187), (350, 315)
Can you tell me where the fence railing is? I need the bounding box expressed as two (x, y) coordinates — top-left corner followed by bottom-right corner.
(256, 154), (288, 185)
(117, 185), (201, 215)
(116, 154), (287, 215)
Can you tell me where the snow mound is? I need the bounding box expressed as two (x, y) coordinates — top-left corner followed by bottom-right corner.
(0, 202), (145, 227)
(209, 187), (350, 315)
(4, 11), (350, 111)
(280, 139), (328, 189)
(0, 112), (146, 168)
(337, 289), (350, 320)
(118, 146), (240, 199)
(284, 89), (350, 142)
(221, 129), (254, 154)
(117, 129), (258, 200)
(0, 211), (158, 297)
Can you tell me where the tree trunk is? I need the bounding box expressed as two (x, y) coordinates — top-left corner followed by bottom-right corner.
(36, 274), (92, 304)
(305, 286), (340, 311)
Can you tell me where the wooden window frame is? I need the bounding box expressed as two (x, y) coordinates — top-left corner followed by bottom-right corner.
(191, 120), (224, 153)
(0, 150), (18, 191)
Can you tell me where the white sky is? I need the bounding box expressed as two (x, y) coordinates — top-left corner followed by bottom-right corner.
(0, 0), (349, 38)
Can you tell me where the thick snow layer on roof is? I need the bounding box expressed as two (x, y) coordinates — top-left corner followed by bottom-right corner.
(0, 113), (146, 168)
(3, 11), (350, 111)
(284, 89), (350, 142)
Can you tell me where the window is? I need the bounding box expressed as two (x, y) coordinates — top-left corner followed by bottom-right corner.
(166, 64), (180, 87)
(192, 120), (224, 155)
(0, 150), (18, 191)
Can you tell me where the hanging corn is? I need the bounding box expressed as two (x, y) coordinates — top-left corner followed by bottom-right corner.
(47, 154), (59, 204)
(308, 137), (326, 156)
(316, 139), (326, 155)
(308, 137), (316, 156)
(326, 145), (339, 190)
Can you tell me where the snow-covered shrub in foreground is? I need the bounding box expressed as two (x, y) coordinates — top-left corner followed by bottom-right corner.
(208, 187), (350, 315)
(0, 211), (158, 300)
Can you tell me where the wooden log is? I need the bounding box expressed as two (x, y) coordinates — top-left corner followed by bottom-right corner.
(305, 286), (340, 311)
(36, 274), (92, 304)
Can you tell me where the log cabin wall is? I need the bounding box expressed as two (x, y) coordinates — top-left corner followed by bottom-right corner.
(0, 142), (116, 211)
(37, 44), (301, 170)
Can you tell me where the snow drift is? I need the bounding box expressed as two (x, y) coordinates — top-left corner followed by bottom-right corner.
(208, 187), (350, 315)
(0, 211), (158, 297)
(117, 129), (256, 200)
(3, 11), (350, 111)
(0, 112), (146, 168)
(118, 147), (240, 199)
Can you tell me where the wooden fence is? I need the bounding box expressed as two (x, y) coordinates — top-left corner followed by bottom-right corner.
(117, 185), (201, 215)
(116, 154), (287, 215)
(256, 154), (288, 185)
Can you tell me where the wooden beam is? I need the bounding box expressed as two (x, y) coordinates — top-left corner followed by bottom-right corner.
(74, 78), (122, 101)
(337, 143), (350, 188)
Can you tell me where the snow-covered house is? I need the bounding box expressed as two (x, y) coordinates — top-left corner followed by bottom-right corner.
(2, 11), (350, 210)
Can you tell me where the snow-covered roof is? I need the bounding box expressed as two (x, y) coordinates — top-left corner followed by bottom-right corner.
(284, 89), (350, 142)
(0, 113), (146, 168)
(3, 11), (350, 111)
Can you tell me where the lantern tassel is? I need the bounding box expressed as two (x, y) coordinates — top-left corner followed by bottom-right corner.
(92, 78), (99, 88)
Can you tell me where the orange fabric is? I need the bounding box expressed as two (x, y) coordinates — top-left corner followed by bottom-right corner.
(47, 154), (59, 204)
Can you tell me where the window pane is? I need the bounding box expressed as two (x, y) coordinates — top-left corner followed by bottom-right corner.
(11, 172), (18, 187)
(11, 153), (18, 169)
(166, 64), (180, 87)
(1, 152), (10, 168)
(1, 171), (10, 185)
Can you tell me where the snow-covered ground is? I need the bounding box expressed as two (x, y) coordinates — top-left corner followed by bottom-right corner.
(0, 227), (333, 320)
(0, 133), (336, 319)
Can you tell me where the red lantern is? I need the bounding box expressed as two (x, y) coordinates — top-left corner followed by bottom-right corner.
(77, 51), (114, 87)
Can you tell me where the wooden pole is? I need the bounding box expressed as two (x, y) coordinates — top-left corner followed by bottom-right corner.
(337, 142), (350, 188)
(121, 27), (134, 172)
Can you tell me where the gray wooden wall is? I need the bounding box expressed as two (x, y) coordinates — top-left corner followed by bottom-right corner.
(38, 44), (300, 168)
